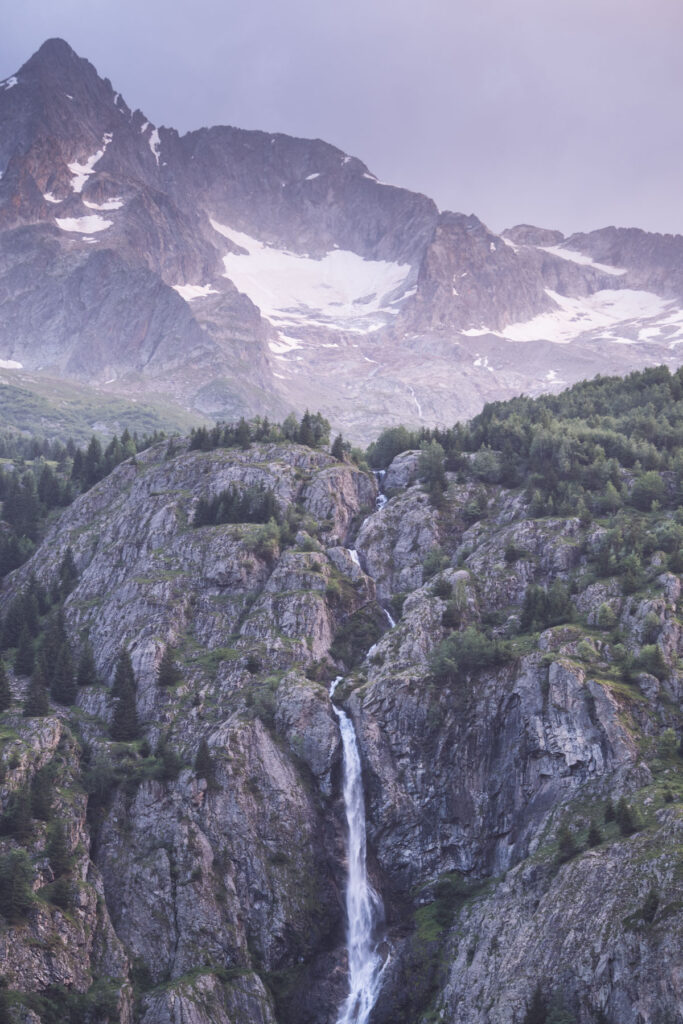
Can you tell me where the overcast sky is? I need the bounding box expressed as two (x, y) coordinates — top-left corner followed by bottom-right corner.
(2, 0), (682, 236)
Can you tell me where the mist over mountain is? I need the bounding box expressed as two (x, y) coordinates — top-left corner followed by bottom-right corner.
(1, 39), (683, 441)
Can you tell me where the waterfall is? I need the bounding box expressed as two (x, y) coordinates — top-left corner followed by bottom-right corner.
(330, 678), (387, 1024)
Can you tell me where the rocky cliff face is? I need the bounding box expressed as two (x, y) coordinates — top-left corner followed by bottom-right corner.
(2, 40), (683, 441)
(0, 439), (680, 1023)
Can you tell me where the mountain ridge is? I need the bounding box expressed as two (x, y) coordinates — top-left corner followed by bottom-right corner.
(1, 39), (683, 441)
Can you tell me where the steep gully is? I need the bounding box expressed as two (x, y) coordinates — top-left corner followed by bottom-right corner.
(329, 472), (392, 1023)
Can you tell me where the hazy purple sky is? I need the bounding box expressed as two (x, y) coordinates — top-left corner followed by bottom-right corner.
(2, 0), (682, 236)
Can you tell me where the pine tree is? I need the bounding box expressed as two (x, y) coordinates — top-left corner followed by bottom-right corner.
(587, 820), (603, 847)
(0, 976), (10, 1024)
(51, 644), (76, 705)
(0, 662), (11, 712)
(331, 434), (345, 461)
(616, 796), (638, 836)
(641, 886), (659, 924)
(0, 850), (34, 923)
(556, 823), (577, 862)
(23, 664), (49, 717)
(522, 984), (548, 1024)
(154, 735), (182, 781)
(110, 650), (140, 741)
(13, 626), (34, 677)
(194, 738), (217, 790)
(604, 799), (616, 823)
(58, 546), (78, 597)
(157, 647), (181, 688)
(76, 639), (98, 687)
(46, 821), (70, 878)
(39, 609), (68, 690)
(1, 787), (32, 841)
(30, 766), (53, 821)
(0, 596), (24, 650)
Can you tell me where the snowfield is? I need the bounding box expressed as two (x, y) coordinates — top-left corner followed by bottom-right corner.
(210, 219), (411, 333)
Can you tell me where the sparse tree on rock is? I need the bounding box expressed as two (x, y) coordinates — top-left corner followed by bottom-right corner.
(13, 627), (34, 677)
(77, 638), (98, 688)
(157, 647), (181, 688)
(110, 649), (140, 741)
(0, 662), (11, 711)
(23, 664), (49, 717)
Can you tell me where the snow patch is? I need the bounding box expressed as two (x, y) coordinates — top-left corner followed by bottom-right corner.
(500, 289), (671, 344)
(269, 334), (303, 354)
(305, 173), (321, 180)
(210, 219), (411, 333)
(56, 215), (113, 234)
(43, 192), (61, 204)
(83, 197), (124, 211)
(2, 77), (18, 91)
(140, 121), (149, 133)
(489, 242), (496, 252)
(540, 246), (627, 276)
(68, 134), (112, 193)
(149, 128), (161, 165)
(502, 236), (519, 251)
(172, 283), (218, 301)
(0, 359), (22, 369)
(362, 173), (377, 181)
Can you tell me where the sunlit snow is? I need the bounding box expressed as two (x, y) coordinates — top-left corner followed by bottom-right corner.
(84, 197), (124, 211)
(305, 173), (321, 180)
(172, 283), (218, 302)
(269, 334), (303, 354)
(43, 193), (61, 204)
(56, 215), (113, 234)
(210, 219), (411, 333)
(68, 133), (112, 193)
(2, 77), (18, 91)
(463, 289), (681, 345)
(149, 128), (161, 165)
(0, 359), (22, 369)
(540, 246), (627, 276)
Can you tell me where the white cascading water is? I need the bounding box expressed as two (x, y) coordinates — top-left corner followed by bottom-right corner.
(330, 677), (387, 1024)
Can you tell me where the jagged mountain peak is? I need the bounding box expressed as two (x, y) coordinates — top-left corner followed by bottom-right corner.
(1, 39), (683, 442)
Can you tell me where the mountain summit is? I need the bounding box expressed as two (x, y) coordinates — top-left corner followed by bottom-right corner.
(1, 40), (683, 439)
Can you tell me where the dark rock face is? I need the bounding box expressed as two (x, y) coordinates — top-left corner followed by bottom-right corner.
(0, 442), (680, 1023)
(2, 40), (683, 440)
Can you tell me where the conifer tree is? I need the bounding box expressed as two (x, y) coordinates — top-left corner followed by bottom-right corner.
(0, 596), (24, 650)
(51, 644), (76, 705)
(0, 976), (10, 1024)
(154, 735), (182, 781)
(195, 738), (217, 790)
(0, 850), (34, 923)
(30, 766), (53, 821)
(13, 626), (34, 677)
(587, 820), (603, 847)
(1, 787), (32, 841)
(58, 546), (78, 597)
(76, 639), (98, 688)
(331, 434), (345, 461)
(157, 647), (181, 688)
(522, 984), (548, 1024)
(0, 662), (10, 712)
(110, 650), (140, 741)
(616, 796), (638, 836)
(46, 821), (70, 878)
(23, 664), (49, 717)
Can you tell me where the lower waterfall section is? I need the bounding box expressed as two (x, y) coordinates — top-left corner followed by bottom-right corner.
(330, 678), (387, 1024)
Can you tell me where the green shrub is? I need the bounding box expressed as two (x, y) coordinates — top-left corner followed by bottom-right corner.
(430, 626), (511, 682)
